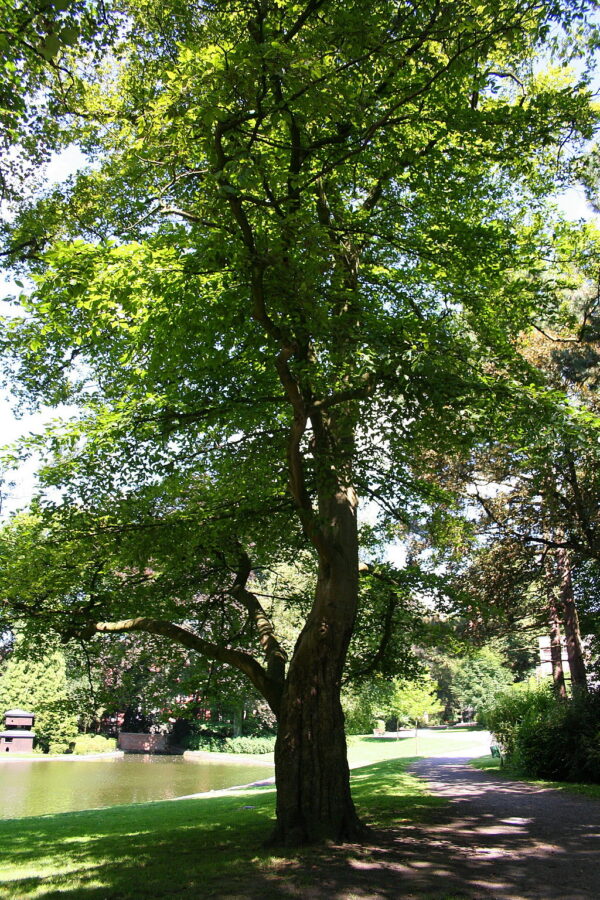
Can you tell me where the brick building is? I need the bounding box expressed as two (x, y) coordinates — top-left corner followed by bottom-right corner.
(0, 708), (35, 754)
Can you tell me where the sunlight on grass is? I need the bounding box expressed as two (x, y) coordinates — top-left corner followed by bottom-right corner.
(0, 729), (484, 898)
(0, 767), (424, 898)
(471, 754), (503, 772)
(347, 727), (486, 768)
(0, 787), (281, 899)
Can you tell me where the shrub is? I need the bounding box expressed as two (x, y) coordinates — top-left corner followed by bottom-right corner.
(182, 733), (275, 754)
(479, 682), (554, 758)
(181, 734), (226, 752)
(342, 695), (377, 735)
(514, 689), (600, 783)
(482, 684), (600, 783)
(510, 697), (567, 779)
(223, 735), (275, 755)
(72, 734), (118, 755)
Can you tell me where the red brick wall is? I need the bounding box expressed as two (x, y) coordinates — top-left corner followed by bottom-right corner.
(5, 716), (34, 728)
(117, 733), (169, 753)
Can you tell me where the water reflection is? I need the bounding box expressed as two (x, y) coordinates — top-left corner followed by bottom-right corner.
(0, 755), (273, 819)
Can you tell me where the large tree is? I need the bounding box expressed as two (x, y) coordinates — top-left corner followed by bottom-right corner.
(0, 0), (597, 842)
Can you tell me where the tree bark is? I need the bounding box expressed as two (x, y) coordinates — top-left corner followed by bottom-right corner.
(233, 704), (244, 738)
(271, 487), (366, 844)
(556, 548), (588, 692)
(548, 595), (567, 700)
(544, 548), (567, 700)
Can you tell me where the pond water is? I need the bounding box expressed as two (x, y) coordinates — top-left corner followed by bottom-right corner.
(0, 755), (274, 819)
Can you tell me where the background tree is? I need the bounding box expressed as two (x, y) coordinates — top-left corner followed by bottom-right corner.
(399, 237), (600, 697)
(387, 674), (444, 728)
(0, 640), (78, 752)
(0, 0), (598, 843)
(450, 648), (515, 721)
(341, 676), (397, 735)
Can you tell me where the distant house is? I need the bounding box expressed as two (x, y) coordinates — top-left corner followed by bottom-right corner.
(0, 709), (35, 754)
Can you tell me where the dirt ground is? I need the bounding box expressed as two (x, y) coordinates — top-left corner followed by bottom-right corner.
(227, 750), (600, 900)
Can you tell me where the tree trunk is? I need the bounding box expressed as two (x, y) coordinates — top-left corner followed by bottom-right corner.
(557, 548), (588, 692)
(271, 488), (366, 844)
(233, 704), (244, 738)
(548, 595), (567, 700)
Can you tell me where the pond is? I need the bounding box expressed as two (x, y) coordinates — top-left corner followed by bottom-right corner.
(0, 754), (274, 819)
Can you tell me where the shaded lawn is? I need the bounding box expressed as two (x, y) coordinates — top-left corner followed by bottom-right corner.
(0, 757), (443, 899)
(471, 755), (600, 801)
(0, 731), (487, 898)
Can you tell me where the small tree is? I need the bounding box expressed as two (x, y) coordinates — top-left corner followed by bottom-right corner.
(388, 675), (444, 728)
(0, 646), (78, 753)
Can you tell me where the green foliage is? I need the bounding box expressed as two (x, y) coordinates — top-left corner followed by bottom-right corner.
(0, 645), (78, 753)
(479, 681), (554, 757)
(451, 649), (515, 718)
(224, 735), (276, 755)
(346, 564), (437, 684)
(515, 690), (600, 783)
(0, 0), (598, 836)
(482, 684), (600, 782)
(342, 678), (395, 735)
(72, 733), (117, 754)
(0, 1), (112, 205)
(342, 673), (443, 732)
(388, 675), (445, 727)
(183, 733), (275, 755)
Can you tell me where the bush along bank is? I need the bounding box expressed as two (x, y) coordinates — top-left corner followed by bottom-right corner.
(480, 684), (600, 783)
(182, 734), (276, 755)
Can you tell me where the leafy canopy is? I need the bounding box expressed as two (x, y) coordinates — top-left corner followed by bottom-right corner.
(0, 0), (598, 693)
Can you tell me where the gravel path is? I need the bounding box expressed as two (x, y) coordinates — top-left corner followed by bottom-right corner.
(396, 754), (600, 899)
(262, 749), (600, 899)
(223, 743), (600, 899)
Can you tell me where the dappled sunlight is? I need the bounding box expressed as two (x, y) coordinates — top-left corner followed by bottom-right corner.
(2, 753), (600, 898)
(0, 788), (281, 898)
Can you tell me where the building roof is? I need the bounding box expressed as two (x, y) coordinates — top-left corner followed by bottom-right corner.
(0, 730), (35, 738)
(4, 709), (35, 718)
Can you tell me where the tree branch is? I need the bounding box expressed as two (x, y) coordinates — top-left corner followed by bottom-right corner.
(283, 0), (329, 43)
(88, 617), (283, 715)
(230, 549), (288, 687)
(472, 489), (587, 555)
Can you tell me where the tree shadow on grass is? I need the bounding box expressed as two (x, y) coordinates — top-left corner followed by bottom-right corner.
(3, 756), (600, 899)
(0, 759), (444, 899)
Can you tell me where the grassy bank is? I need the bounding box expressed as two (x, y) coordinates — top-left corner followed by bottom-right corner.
(183, 725), (486, 770)
(471, 755), (600, 801)
(0, 730), (485, 899)
(0, 757), (440, 899)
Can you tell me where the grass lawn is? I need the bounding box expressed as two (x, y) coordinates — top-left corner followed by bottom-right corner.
(0, 729), (482, 899)
(347, 726), (486, 767)
(0, 759), (433, 899)
(471, 755), (600, 801)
